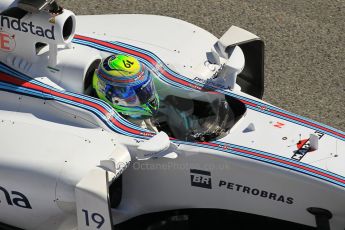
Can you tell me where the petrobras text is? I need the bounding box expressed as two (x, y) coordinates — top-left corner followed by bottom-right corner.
(0, 16), (55, 40)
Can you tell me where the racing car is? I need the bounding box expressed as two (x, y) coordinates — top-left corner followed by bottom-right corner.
(0, 0), (344, 230)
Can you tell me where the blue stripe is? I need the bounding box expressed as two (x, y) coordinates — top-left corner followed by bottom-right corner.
(0, 63), (151, 137)
(113, 40), (345, 137)
(0, 62), (150, 133)
(213, 140), (345, 180)
(1, 37), (344, 189)
(74, 39), (188, 90)
(247, 104), (344, 140)
(173, 140), (345, 188)
(73, 37), (345, 141)
(109, 40), (344, 136)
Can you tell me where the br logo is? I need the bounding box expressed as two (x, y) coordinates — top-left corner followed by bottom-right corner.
(0, 32), (16, 52)
(190, 169), (212, 189)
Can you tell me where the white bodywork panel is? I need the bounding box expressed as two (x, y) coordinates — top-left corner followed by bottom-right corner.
(0, 93), (131, 229)
(76, 169), (113, 230)
(0, 4), (343, 230)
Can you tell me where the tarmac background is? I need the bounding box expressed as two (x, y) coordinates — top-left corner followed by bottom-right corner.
(61, 0), (345, 131)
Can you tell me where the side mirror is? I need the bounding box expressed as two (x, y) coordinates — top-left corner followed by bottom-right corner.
(136, 132), (178, 160)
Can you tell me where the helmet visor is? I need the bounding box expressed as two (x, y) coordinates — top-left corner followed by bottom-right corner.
(99, 70), (159, 116)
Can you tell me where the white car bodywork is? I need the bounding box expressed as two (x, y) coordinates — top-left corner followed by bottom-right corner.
(0, 1), (344, 230)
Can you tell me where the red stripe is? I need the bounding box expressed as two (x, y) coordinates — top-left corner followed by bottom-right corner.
(200, 140), (345, 184)
(0, 71), (155, 136)
(75, 35), (158, 66)
(272, 110), (345, 138)
(2, 66), (344, 185)
(241, 97), (345, 138)
(75, 35), (215, 92)
(0, 72), (110, 116)
(80, 36), (345, 139)
(0, 72), (24, 85)
(74, 34), (345, 140)
(110, 117), (143, 135)
(240, 99), (257, 107)
(234, 148), (345, 184)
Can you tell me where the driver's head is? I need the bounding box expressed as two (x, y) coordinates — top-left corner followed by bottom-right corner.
(93, 54), (159, 119)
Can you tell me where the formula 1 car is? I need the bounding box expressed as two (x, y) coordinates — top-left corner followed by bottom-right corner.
(0, 1), (344, 230)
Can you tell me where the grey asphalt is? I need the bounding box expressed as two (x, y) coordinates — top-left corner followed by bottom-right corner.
(61, 0), (345, 131)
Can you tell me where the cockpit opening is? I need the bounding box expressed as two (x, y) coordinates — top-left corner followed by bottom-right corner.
(85, 59), (247, 142)
(153, 93), (246, 142)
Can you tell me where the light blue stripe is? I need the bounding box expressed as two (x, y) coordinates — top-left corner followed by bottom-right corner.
(107, 39), (345, 136)
(0, 62), (150, 133)
(2, 74), (344, 188)
(74, 39), (187, 90)
(213, 140), (345, 180)
(174, 141), (345, 187)
(247, 104), (345, 141)
(2, 38), (344, 188)
(74, 37), (345, 141)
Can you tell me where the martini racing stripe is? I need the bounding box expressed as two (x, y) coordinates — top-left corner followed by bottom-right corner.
(108, 41), (343, 135)
(74, 40), (186, 90)
(0, 64), (154, 138)
(74, 37), (205, 91)
(1, 62), (345, 189)
(213, 141), (345, 185)
(73, 35), (345, 142)
(0, 60), (151, 133)
(174, 140), (345, 188)
(0, 61), (151, 133)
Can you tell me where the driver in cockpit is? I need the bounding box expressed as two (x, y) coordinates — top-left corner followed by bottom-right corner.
(92, 54), (159, 132)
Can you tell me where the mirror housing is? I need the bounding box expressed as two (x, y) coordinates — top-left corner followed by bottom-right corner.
(137, 132), (178, 160)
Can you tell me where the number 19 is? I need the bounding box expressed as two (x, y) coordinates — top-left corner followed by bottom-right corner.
(82, 209), (105, 229)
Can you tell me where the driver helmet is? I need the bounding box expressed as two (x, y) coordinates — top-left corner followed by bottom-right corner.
(93, 54), (159, 119)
